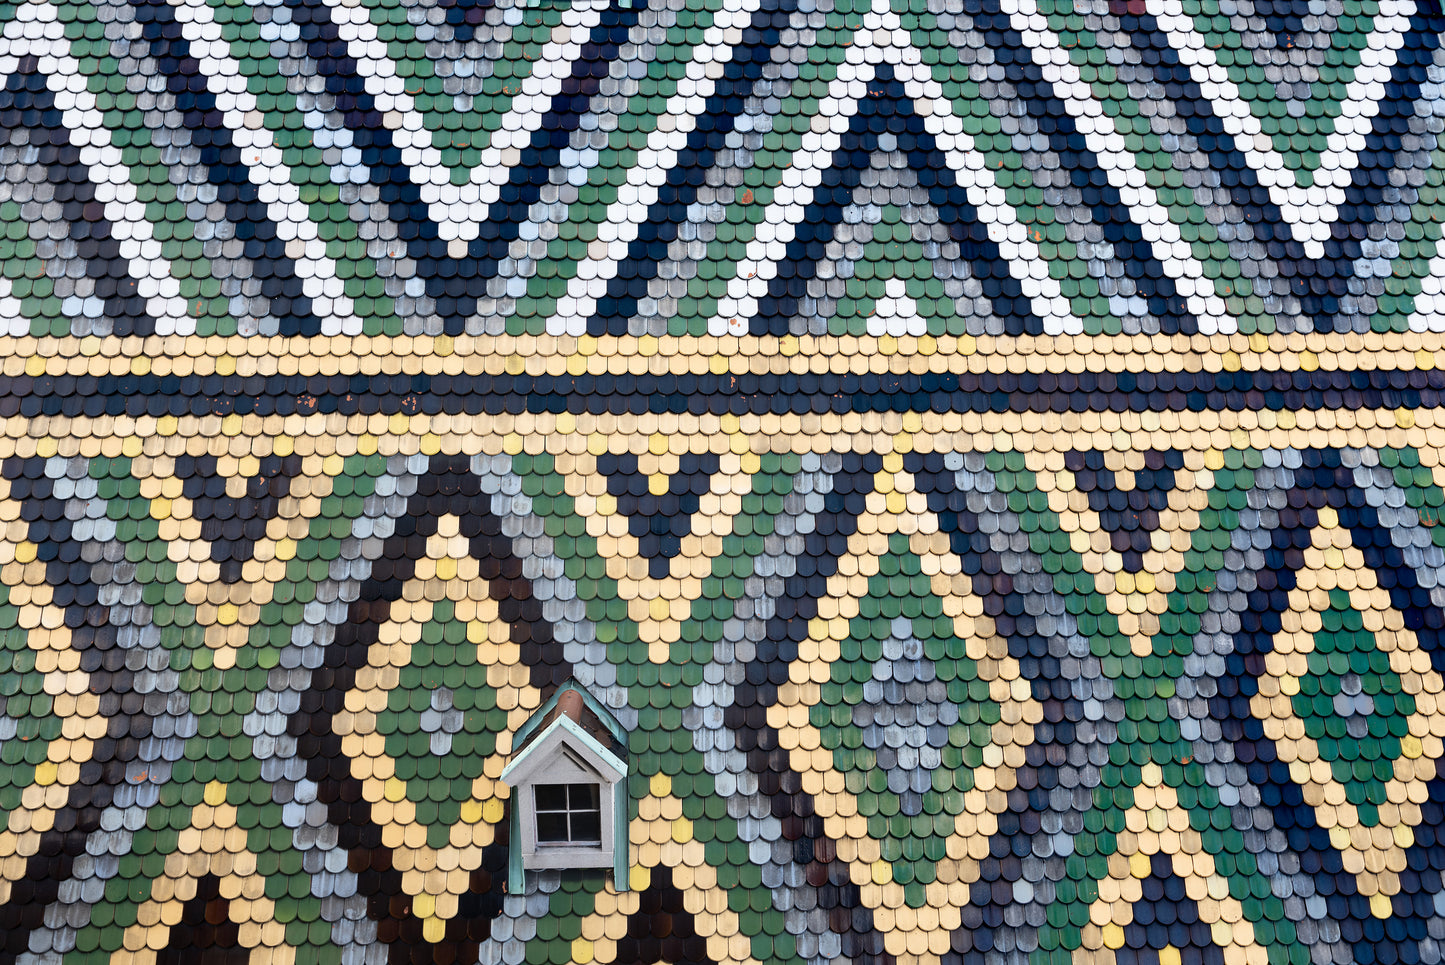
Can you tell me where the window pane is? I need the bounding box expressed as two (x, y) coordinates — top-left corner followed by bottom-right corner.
(571, 808), (602, 843)
(536, 812), (570, 843)
(535, 785), (568, 811)
(570, 784), (600, 811)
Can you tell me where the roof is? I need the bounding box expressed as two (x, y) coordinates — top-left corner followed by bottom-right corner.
(1, 0), (1445, 963)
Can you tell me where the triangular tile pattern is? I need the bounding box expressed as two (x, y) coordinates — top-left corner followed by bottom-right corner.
(617, 868), (725, 965)
(2, 0), (1444, 344)
(153, 875), (253, 965)
(599, 451), (721, 579)
(1065, 449), (1183, 573)
(745, 65), (1041, 338)
(1119, 856), (1227, 965)
(8, 0), (1445, 958)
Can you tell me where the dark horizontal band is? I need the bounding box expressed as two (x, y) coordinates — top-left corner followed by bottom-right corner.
(5, 364), (1441, 420)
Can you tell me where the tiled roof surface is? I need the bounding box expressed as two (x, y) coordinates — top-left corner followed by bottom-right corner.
(4, 0), (1445, 963)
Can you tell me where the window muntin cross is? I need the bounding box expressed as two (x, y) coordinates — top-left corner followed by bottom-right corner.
(534, 783), (603, 846)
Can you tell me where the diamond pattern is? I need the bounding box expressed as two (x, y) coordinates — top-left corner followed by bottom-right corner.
(6, 0), (1445, 961)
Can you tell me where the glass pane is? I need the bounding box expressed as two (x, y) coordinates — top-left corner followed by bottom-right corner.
(536, 812), (569, 843)
(571, 807), (602, 843)
(534, 785), (568, 811)
(569, 784), (600, 811)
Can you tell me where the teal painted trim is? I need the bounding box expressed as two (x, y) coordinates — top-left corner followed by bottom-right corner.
(570, 686), (628, 744)
(502, 679), (630, 894)
(508, 698), (555, 752)
(557, 716), (626, 777)
(509, 803), (524, 895)
(612, 779), (628, 892)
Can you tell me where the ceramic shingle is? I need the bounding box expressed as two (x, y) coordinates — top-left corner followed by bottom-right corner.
(3, 0), (1445, 964)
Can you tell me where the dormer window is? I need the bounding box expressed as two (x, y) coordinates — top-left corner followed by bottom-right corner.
(501, 682), (628, 891)
(535, 783), (602, 844)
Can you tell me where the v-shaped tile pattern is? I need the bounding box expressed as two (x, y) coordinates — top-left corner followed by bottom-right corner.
(6, 0), (1445, 351)
(600, 451), (721, 579)
(744, 64), (1042, 338)
(1065, 449), (1183, 573)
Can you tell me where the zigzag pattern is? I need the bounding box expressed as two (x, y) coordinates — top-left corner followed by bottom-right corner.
(5, 0), (1445, 961)
(2, 0), (1444, 342)
(4, 432), (1445, 965)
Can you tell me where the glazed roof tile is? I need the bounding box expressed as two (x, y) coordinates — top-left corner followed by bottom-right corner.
(3, 0), (1445, 964)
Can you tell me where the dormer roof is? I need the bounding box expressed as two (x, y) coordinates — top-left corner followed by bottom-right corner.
(501, 681), (627, 788)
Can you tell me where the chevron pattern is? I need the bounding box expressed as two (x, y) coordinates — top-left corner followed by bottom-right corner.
(0, 409), (1441, 965)
(1, 0), (1444, 346)
(5, 0), (1445, 962)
